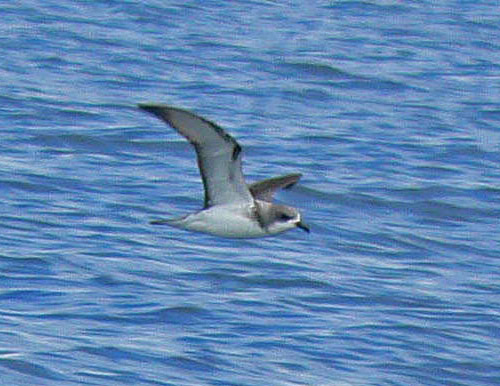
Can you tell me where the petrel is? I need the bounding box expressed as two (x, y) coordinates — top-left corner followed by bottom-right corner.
(139, 104), (309, 238)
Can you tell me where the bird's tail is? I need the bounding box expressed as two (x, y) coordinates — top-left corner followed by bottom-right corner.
(150, 215), (189, 228)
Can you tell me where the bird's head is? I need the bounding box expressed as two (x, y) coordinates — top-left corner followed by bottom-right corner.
(256, 202), (309, 235)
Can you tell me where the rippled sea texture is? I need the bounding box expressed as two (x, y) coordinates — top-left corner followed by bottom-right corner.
(1, 1), (500, 385)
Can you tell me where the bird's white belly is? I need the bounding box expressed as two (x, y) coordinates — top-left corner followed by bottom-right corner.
(176, 205), (268, 238)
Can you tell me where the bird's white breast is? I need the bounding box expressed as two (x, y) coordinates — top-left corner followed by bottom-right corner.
(171, 204), (268, 238)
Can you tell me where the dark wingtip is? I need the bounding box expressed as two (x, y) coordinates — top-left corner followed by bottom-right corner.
(138, 103), (174, 123)
(138, 103), (164, 114)
(283, 173), (303, 190)
(138, 102), (152, 109)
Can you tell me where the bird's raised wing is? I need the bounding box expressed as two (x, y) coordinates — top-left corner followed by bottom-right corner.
(249, 173), (302, 202)
(139, 104), (253, 208)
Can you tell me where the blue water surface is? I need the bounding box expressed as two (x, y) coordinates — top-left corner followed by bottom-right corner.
(1, 1), (500, 385)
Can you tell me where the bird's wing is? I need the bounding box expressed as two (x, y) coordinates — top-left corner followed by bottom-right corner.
(139, 104), (253, 208)
(248, 173), (302, 202)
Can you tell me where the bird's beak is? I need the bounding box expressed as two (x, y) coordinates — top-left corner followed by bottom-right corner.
(296, 221), (310, 233)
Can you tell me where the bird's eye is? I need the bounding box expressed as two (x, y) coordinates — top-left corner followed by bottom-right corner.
(279, 213), (293, 221)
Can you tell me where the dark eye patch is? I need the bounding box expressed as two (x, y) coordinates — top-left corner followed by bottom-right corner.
(279, 213), (293, 221)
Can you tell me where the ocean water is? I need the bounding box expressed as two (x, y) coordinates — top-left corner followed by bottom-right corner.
(1, 1), (500, 385)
